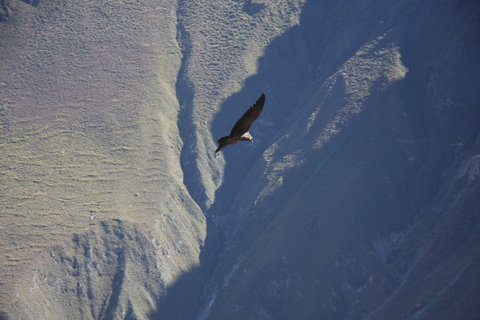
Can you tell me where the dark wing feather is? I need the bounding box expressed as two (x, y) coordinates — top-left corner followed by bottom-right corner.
(230, 93), (265, 136)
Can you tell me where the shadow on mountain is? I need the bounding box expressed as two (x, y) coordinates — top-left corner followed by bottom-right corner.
(149, 223), (223, 319)
(151, 0), (480, 318)
(149, 1), (395, 318)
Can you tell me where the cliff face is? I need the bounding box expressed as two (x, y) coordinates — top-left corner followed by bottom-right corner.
(1, 0), (479, 319)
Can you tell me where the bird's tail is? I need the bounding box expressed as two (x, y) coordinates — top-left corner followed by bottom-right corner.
(215, 136), (229, 153)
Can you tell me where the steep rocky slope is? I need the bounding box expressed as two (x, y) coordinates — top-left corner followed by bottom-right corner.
(192, 0), (480, 319)
(1, 0), (479, 319)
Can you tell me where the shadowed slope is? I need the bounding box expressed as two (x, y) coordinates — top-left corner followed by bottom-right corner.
(155, 0), (480, 319)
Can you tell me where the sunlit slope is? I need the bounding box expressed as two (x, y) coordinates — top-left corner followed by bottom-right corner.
(0, 1), (204, 318)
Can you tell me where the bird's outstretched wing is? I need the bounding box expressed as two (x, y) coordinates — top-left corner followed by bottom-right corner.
(230, 93), (265, 136)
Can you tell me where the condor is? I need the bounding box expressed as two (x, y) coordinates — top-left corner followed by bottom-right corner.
(215, 93), (265, 153)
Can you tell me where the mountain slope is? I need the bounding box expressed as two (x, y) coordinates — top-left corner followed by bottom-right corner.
(0, 0), (305, 319)
(0, 1), (205, 318)
(191, 0), (480, 319)
(1, 0), (479, 319)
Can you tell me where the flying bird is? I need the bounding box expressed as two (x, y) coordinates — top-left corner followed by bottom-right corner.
(215, 93), (265, 153)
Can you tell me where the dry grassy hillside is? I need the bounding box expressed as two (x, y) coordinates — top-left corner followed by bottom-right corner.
(0, 0), (305, 318)
(0, 1), (205, 318)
